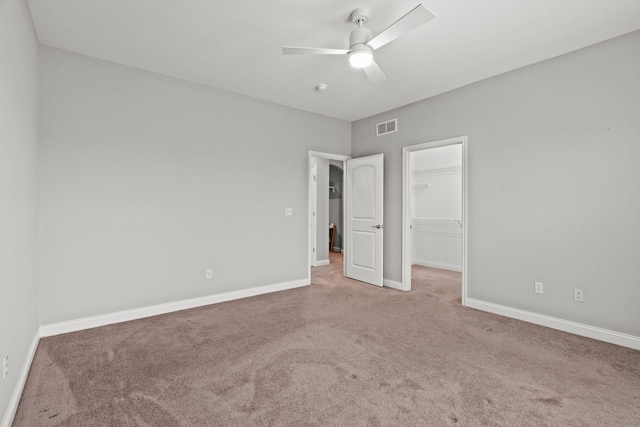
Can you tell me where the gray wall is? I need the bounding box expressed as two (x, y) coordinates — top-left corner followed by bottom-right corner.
(38, 47), (350, 324)
(352, 31), (640, 337)
(0, 0), (40, 421)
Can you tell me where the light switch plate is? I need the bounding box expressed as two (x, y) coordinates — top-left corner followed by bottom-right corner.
(534, 282), (543, 294)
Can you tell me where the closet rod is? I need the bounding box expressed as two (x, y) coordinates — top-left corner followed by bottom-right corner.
(413, 218), (462, 227)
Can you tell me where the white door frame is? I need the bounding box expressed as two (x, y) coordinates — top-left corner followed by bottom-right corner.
(308, 151), (350, 284)
(402, 136), (468, 305)
(309, 163), (318, 268)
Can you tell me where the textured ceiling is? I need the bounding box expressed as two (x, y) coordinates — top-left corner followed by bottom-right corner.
(27, 0), (640, 122)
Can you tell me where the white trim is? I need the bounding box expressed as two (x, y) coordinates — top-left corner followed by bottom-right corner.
(309, 162), (318, 274)
(308, 151), (350, 162)
(383, 279), (404, 291)
(313, 259), (330, 267)
(461, 138), (468, 305)
(2, 331), (40, 427)
(402, 136), (468, 300)
(40, 279), (308, 337)
(466, 298), (640, 350)
(402, 148), (411, 291)
(412, 260), (462, 272)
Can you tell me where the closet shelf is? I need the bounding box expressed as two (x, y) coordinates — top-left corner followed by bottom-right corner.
(412, 164), (461, 177)
(413, 217), (462, 227)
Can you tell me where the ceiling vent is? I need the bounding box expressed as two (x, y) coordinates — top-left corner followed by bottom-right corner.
(377, 118), (397, 136)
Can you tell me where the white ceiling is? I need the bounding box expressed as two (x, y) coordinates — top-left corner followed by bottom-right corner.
(27, 0), (640, 122)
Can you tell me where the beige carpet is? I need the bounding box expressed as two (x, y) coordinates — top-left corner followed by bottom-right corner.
(13, 253), (640, 426)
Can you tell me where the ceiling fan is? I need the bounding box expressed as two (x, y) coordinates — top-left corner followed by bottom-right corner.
(282, 4), (436, 83)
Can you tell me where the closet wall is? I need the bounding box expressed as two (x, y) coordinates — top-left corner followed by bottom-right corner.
(411, 144), (462, 271)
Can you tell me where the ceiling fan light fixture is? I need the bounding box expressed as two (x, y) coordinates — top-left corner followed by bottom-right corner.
(349, 48), (373, 68)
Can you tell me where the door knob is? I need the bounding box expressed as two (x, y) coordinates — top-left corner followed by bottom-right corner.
(371, 224), (383, 229)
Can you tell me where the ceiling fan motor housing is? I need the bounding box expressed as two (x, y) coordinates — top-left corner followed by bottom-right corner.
(350, 6), (372, 49)
(350, 26), (373, 49)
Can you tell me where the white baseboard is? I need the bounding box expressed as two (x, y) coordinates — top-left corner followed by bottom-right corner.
(40, 279), (309, 337)
(313, 259), (330, 267)
(466, 298), (640, 350)
(383, 278), (405, 291)
(412, 260), (462, 272)
(2, 331), (40, 427)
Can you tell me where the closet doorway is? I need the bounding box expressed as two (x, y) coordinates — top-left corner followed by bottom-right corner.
(402, 136), (468, 305)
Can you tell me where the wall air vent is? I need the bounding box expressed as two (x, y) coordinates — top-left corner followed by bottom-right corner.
(376, 118), (397, 136)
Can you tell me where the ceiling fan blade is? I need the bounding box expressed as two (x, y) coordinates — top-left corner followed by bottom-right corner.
(363, 60), (387, 83)
(367, 4), (435, 51)
(282, 46), (349, 55)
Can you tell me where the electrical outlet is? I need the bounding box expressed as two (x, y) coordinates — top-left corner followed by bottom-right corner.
(574, 288), (584, 302)
(3, 353), (8, 379)
(534, 282), (544, 294)
(205, 269), (212, 280)
(285, 208), (293, 216)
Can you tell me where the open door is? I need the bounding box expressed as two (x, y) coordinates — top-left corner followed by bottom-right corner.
(345, 154), (384, 286)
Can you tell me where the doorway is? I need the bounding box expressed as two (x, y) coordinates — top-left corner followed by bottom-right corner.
(329, 163), (344, 254)
(308, 151), (349, 283)
(402, 136), (468, 305)
(309, 151), (385, 288)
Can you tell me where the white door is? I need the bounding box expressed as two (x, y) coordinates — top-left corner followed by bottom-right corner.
(345, 154), (384, 286)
